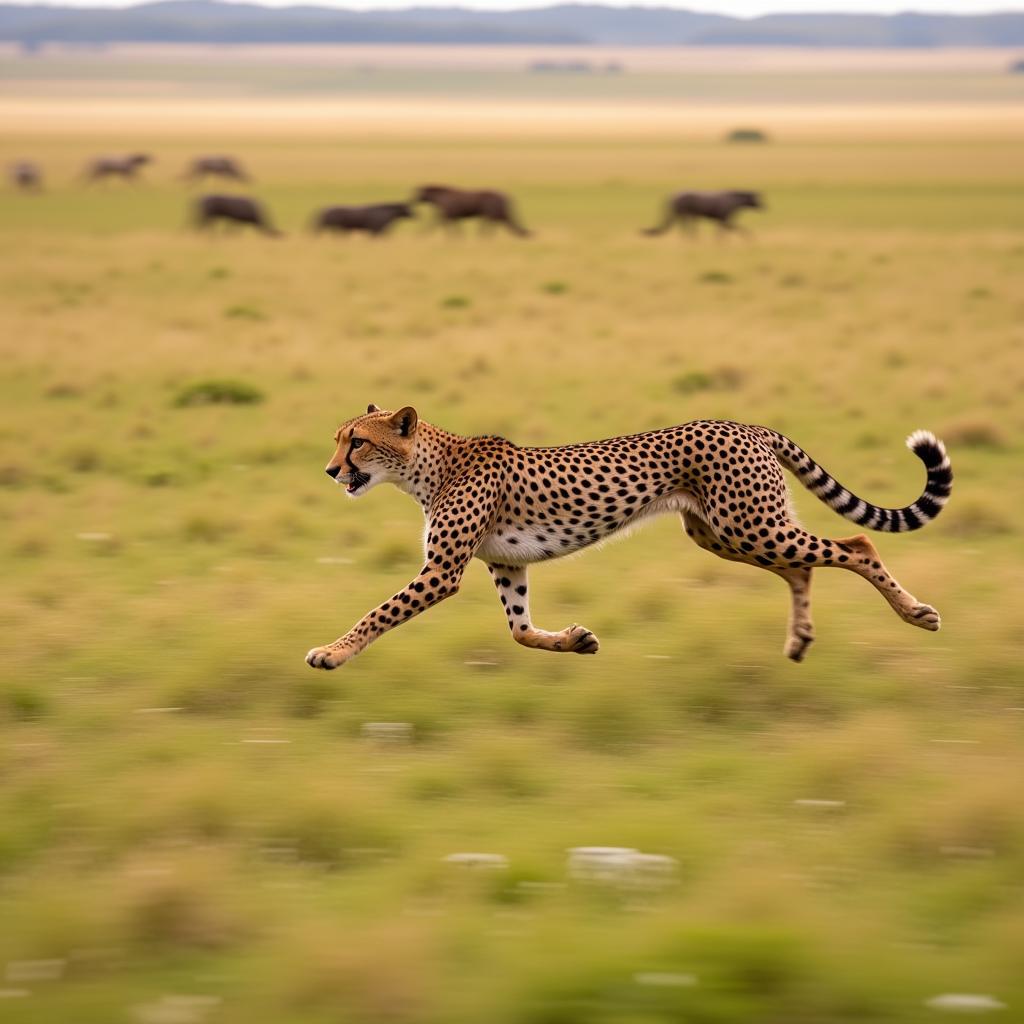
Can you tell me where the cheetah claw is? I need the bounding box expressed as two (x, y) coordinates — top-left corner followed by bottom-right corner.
(567, 625), (600, 655)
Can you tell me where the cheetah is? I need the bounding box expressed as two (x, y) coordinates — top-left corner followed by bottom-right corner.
(305, 406), (951, 669)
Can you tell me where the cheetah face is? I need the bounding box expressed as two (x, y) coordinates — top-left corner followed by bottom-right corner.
(325, 404), (418, 499)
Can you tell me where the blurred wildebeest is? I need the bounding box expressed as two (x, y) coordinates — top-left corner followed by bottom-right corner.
(9, 160), (42, 191)
(414, 184), (530, 237)
(643, 190), (763, 237)
(194, 194), (282, 237)
(312, 202), (414, 237)
(84, 153), (152, 183)
(182, 155), (249, 184)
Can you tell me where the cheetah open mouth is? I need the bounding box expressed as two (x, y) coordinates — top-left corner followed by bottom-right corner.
(345, 471), (371, 494)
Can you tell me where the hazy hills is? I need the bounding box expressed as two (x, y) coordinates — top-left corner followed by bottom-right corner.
(2, 1), (1023, 47)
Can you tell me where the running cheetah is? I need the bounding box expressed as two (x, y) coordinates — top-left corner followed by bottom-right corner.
(306, 406), (951, 668)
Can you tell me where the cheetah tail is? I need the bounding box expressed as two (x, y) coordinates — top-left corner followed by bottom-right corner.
(761, 428), (952, 533)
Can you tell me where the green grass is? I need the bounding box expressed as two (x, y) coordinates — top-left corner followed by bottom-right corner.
(1, 94), (1023, 1023)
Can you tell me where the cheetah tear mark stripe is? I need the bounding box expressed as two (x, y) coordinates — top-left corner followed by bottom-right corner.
(759, 427), (952, 533)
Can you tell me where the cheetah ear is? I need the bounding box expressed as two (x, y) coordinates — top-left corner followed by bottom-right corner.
(389, 406), (418, 438)
(366, 403), (381, 414)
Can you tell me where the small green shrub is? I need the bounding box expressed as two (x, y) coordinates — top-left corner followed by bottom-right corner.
(726, 127), (770, 143)
(0, 464), (30, 487)
(287, 675), (338, 718)
(941, 418), (1006, 450)
(698, 270), (733, 285)
(672, 366), (745, 394)
(174, 379), (264, 407)
(223, 304), (266, 321)
(181, 514), (234, 542)
(67, 446), (102, 472)
(5, 686), (49, 721)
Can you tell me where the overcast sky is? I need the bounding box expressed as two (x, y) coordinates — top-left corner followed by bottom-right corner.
(5, 0), (1019, 12)
(240, 0), (1017, 9)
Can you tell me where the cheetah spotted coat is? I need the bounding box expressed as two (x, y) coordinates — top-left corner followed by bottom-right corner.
(306, 405), (952, 668)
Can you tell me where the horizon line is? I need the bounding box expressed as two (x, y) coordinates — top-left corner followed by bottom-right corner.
(2, 0), (1022, 16)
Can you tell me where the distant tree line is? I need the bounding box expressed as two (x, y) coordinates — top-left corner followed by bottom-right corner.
(1, 2), (1023, 48)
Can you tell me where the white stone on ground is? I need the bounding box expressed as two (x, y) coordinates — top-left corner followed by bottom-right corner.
(567, 847), (678, 888)
(634, 972), (698, 987)
(362, 722), (414, 742)
(5, 959), (65, 982)
(443, 853), (509, 870)
(133, 995), (222, 1024)
(925, 994), (1007, 1013)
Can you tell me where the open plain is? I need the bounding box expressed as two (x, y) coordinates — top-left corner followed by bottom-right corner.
(1, 48), (1024, 1022)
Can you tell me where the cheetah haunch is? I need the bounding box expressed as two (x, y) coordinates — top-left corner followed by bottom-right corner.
(306, 408), (951, 668)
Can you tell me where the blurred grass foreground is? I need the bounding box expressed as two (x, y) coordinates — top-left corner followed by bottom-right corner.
(1, 40), (1024, 1024)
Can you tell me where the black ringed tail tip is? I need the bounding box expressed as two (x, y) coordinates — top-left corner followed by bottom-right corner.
(766, 427), (952, 533)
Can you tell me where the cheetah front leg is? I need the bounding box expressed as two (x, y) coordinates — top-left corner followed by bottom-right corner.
(486, 563), (599, 655)
(304, 562), (463, 670)
(306, 482), (495, 669)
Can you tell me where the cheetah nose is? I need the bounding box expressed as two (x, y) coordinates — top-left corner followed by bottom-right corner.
(325, 465), (341, 479)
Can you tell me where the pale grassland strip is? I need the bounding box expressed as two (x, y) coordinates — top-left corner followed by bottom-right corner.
(1, 97), (1023, 140)
(2, 42), (1021, 72)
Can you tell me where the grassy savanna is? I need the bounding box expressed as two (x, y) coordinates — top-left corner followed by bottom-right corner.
(3, 43), (1024, 102)
(2, 63), (1024, 1022)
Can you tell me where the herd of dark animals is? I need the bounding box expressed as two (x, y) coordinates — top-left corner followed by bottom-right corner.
(6, 153), (764, 238)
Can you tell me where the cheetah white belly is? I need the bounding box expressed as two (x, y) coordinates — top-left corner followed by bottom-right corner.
(474, 490), (703, 566)
(476, 529), (553, 565)
(632, 490), (703, 522)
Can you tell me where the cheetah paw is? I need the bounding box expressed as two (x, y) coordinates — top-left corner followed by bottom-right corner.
(904, 603), (941, 632)
(305, 645), (350, 670)
(564, 624), (600, 655)
(785, 630), (815, 663)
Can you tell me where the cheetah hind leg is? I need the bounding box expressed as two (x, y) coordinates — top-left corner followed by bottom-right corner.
(836, 534), (940, 631)
(682, 512), (816, 662)
(521, 624), (600, 655)
(776, 567), (815, 662)
(486, 563), (600, 655)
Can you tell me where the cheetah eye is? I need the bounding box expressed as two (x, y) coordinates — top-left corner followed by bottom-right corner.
(351, 438), (365, 449)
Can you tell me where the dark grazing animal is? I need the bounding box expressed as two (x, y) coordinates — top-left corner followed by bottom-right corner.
(84, 153), (152, 182)
(9, 160), (42, 191)
(414, 184), (530, 237)
(194, 194), (281, 237)
(644, 190), (763, 237)
(182, 155), (249, 184)
(312, 202), (413, 237)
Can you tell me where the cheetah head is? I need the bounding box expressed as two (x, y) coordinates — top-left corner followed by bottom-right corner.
(324, 403), (418, 498)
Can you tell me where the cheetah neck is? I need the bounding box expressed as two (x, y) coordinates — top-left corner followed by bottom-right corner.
(396, 421), (468, 510)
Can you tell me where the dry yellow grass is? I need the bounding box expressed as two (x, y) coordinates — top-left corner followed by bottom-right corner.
(1, 82), (1023, 1024)
(3, 95), (1024, 140)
